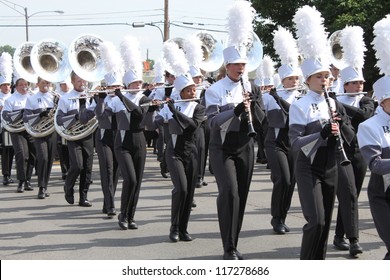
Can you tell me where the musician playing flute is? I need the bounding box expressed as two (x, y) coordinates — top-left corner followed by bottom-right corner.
(23, 77), (57, 199)
(146, 73), (205, 242)
(289, 6), (355, 260)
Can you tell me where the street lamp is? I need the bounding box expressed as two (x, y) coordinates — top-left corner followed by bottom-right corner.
(0, 0), (63, 41)
(24, 9), (64, 41)
(132, 22), (165, 42)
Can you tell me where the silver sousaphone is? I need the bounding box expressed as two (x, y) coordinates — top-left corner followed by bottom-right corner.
(54, 34), (104, 141)
(13, 41), (38, 83)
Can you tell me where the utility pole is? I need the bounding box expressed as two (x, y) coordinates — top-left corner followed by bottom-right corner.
(164, 0), (169, 42)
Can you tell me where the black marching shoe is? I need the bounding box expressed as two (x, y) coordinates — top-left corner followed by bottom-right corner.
(169, 226), (179, 242)
(3, 176), (13, 185)
(223, 250), (239, 260)
(24, 180), (34, 191)
(192, 200), (197, 208)
(78, 199), (92, 207)
(349, 240), (363, 257)
(271, 217), (286, 234)
(128, 220), (138, 230)
(383, 251), (390, 260)
(37, 187), (49, 199)
(333, 236), (350, 250)
(235, 250), (244, 260)
(17, 181), (24, 193)
(160, 162), (169, 178)
(282, 218), (290, 232)
(118, 213), (128, 230)
(179, 231), (192, 242)
(107, 208), (116, 217)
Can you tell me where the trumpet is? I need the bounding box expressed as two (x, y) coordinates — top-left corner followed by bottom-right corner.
(140, 98), (200, 107)
(335, 92), (367, 96)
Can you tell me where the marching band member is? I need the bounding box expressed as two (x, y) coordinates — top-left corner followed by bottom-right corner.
(147, 73), (205, 242)
(357, 15), (390, 260)
(23, 77), (57, 199)
(2, 77), (36, 193)
(94, 41), (122, 217)
(183, 36), (209, 189)
(56, 71), (96, 207)
(332, 26), (373, 257)
(265, 26), (301, 234)
(205, 0), (265, 260)
(56, 78), (71, 180)
(113, 36), (151, 229)
(0, 52), (15, 186)
(289, 5), (355, 259)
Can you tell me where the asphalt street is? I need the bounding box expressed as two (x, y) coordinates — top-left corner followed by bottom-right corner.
(0, 147), (388, 261)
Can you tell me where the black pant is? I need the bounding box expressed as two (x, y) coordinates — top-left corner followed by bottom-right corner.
(115, 131), (146, 221)
(209, 132), (254, 252)
(166, 145), (197, 233)
(95, 129), (119, 211)
(65, 133), (94, 201)
(266, 144), (295, 221)
(34, 132), (56, 189)
(295, 147), (337, 259)
(10, 131), (36, 182)
(57, 135), (69, 175)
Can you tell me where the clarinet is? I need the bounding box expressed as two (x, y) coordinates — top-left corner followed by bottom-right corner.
(322, 85), (350, 166)
(239, 76), (257, 138)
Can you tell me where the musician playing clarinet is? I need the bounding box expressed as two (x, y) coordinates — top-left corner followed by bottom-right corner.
(289, 5), (355, 259)
(205, 45), (264, 260)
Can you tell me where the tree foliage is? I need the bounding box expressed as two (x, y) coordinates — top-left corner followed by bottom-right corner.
(250, 0), (390, 89)
(0, 45), (15, 56)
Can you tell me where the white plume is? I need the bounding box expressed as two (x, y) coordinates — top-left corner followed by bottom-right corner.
(226, 0), (256, 47)
(293, 5), (330, 64)
(0, 52), (13, 79)
(153, 58), (165, 79)
(162, 41), (189, 76)
(256, 64), (263, 80)
(99, 41), (124, 76)
(262, 55), (275, 79)
(341, 26), (366, 70)
(373, 15), (390, 76)
(273, 26), (299, 66)
(183, 35), (204, 66)
(120, 35), (143, 76)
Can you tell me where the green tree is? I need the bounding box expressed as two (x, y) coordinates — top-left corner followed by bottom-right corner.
(0, 45), (15, 56)
(250, 0), (390, 89)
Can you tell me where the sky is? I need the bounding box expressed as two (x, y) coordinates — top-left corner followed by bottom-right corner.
(0, 0), (236, 61)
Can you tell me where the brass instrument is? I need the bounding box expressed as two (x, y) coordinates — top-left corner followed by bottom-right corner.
(13, 42), (38, 83)
(68, 34), (107, 82)
(54, 108), (98, 141)
(328, 30), (346, 70)
(140, 98), (200, 107)
(1, 111), (25, 133)
(24, 91), (59, 138)
(53, 34), (104, 140)
(196, 32), (224, 72)
(30, 39), (72, 83)
(323, 85), (350, 166)
(239, 76), (257, 137)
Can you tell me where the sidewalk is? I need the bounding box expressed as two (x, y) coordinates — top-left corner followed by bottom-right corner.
(0, 148), (387, 260)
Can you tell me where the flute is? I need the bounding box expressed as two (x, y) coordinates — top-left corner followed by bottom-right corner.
(335, 92), (367, 96)
(140, 98), (200, 107)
